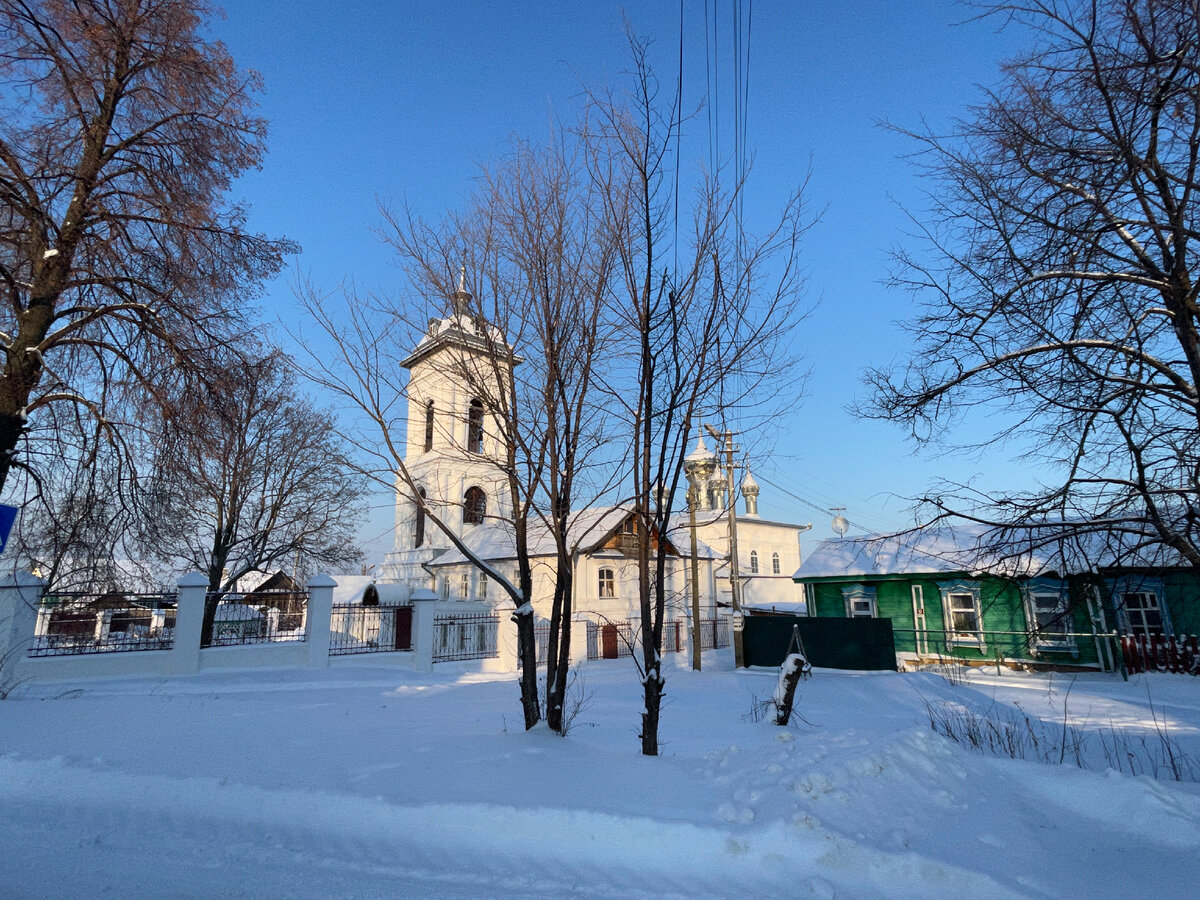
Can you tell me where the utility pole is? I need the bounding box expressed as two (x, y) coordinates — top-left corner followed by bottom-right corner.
(705, 424), (744, 667)
(688, 482), (702, 671)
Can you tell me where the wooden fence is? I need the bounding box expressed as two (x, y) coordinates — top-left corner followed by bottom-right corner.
(1120, 634), (1200, 675)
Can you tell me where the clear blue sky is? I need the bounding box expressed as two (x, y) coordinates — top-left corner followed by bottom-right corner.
(215, 1), (1032, 564)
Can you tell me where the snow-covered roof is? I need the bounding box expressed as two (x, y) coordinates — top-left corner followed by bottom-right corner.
(329, 576), (409, 605)
(213, 602), (265, 622)
(796, 523), (1187, 581)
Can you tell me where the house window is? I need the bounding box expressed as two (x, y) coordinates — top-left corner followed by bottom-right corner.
(463, 486), (486, 525)
(1123, 591), (1164, 639)
(938, 580), (985, 649)
(624, 517), (636, 534)
(479, 574), (487, 601)
(772, 552), (781, 575)
(467, 399), (484, 453)
(415, 486), (426, 548)
(1024, 582), (1073, 650)
(424, 401), (435, 452)
(460, 573), (469, 600)
(440, 577), (450, 601)
(841, 584), (877, 618)
(598, 568), (616, 599)
(749, 550), (759, 574)
(948, 592), (980, 633)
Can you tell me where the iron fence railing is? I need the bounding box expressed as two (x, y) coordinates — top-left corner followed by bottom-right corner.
(28, 592), (178, 657)
(433, 613), (499, 662)
(329, 603), (413, 655)
(207, 590), (308, 646)
(696, 617), (730, 651)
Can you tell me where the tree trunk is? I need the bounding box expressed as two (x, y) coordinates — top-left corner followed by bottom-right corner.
(514, 609), (540, 729)
(545, 555), (573, 733)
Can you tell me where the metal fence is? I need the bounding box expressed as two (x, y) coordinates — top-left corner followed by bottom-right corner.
(28, 592), (178, 657)
(696, 617), (731, 651)
(433, 613), (499, 662)
(329, 603), (412, 655)
(587, 620), (638, 660)
(207, 590), (308, 646)
(892, 628), (1120, 671)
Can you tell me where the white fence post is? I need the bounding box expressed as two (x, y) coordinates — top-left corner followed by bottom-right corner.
(170, 572), (207, 675)
(306, 574), (336, 668)
(410, 588), (438, 673)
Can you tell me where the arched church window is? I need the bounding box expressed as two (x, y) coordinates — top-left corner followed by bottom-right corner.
(467, 399), (484, 453)
(424, 401), (435, 452)
(749, 550), (759, 574)
(463, 486), (486, 525)
(415, 487), (427, 548)
(772, 552), (781, 575)
(598, 568), (616, 599)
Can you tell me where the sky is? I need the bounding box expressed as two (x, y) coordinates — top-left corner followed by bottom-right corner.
(212, 1), (1032, 566)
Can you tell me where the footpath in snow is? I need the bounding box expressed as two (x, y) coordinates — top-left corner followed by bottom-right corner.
(2, 656), (1199, 898)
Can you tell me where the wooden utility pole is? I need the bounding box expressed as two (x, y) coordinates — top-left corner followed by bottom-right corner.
(688, 483), (702, 671)
(706, 425), (744, 667)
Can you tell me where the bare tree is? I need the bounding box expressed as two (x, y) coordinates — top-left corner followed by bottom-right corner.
(0, 0), (293, 494)
(145, 351), (364, 646)
(586, 30), (810, 755)
(298, 127), (623, 733)
(4, 418), (152, 590)
(866, 0), (1200, 570)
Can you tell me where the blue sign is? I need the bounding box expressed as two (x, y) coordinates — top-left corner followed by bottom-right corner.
(0, 503), (17, 555)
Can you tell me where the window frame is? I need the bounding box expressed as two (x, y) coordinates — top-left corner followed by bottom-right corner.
(467, 398), (484, 454)
(840, 583), (877, 618)
(463, 486), (486, 525)
(749, 550), (759, 574)
(772, 552), (781, 575)
(1020, 578), (1075, 652)
(1109, 576), (1171, 639)
(598, 567), (616, 599)
(414, 486), (427, 548)
(423, 400), (435, 452)
(937, 579), (986, 651)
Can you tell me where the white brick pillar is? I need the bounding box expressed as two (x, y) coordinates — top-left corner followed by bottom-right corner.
(410, 588), (438, 673)
(306, 574), (337, 668)
(0, 572), (46, 682)
(171, 572), (208, 675)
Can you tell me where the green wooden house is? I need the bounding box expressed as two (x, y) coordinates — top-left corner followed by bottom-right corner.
(793, 526), (1200, 671)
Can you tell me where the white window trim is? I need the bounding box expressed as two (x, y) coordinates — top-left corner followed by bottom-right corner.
(749, 550), (759, 574)
(1020, 579), (1075, 652)
(937, 579), (986, 651)
(772, 552), (781, 575)
(1109, 576), (1171, 639)
(840, 583), (877, 618)
(598, 567), (616, 600)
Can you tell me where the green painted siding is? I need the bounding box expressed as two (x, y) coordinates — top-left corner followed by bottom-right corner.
(802, 573), (1115, 667)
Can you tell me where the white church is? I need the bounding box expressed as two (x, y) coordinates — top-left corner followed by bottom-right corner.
(376, 281), (808, 649)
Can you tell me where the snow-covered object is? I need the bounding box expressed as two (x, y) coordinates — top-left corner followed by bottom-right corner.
(773, 652), (812, 709)
(796, 522), (1188, 581)
(212, 602), (263, 622)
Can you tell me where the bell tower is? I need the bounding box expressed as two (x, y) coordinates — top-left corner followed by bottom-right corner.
(379, 273), (516, 584)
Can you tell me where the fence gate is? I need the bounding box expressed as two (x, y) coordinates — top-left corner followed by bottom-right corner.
(394, 606), (413, 650)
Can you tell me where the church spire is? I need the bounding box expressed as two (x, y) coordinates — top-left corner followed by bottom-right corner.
(450, 264), (472, 316)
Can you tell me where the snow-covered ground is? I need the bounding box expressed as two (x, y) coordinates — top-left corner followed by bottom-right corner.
(2, 654), (1199, 898)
